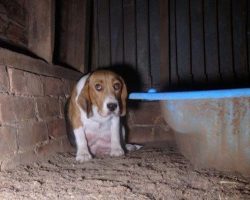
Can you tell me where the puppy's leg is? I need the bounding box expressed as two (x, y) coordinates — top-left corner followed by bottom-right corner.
(110, 117), (124, 157)
(121, 126), (143, 151)
(74, 127), (92, 162)
(125, 143), (143, 151)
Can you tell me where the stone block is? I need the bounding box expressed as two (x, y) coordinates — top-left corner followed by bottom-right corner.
(8, 68), (43, 96)
(59, 97), (67, 118)
(0, 65), (9, 92)
(36, 97), (60, 120)
(47, 118), (67, 139)
(62, 79), (76, 97)
(43, 76), (65, 97)
(0, 126), (17, 159)
(0, 95), (35, 124)
(17, 121), (48, 152)
(36, 140), (62, 158)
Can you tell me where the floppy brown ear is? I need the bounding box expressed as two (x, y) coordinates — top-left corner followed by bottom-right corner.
(77, 80), (93, 118)
(120, 78), (128, 116)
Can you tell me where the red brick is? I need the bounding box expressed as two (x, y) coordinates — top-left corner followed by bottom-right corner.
(14, 97), (35, 121)
(0, 95), (35, 124)
(17, 150), (38, 166)
(63, 79), (76, 97)
(61, 137), (74, 152)
(43, 76), (65, 96)
(36, 140), (62, 158)
(36, 97), (60, 119)
(59, 97), (67, 118)
(0, 126), (17, 159)
(69, 80), (77, 91)
(36, 137), (73, 159)
(61, 80), (70, 96)
(25, 72), (43, 95)
(17, 121), (48, 151)
(0, 95), (16, 124)
(8, 68), (43, 96)
(47, 118), (67, 139)
(8, 68), (33, 95)
(0, 65), (9, 92)
(1, 150), (38, 171)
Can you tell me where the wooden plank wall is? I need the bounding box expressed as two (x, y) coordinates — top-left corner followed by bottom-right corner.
(170, 0), (250, 89)
(27, 0), (55, 63)
(92, 0), (250, 91)
(0, 0), (28, 48)
(92, 0), (169, 91)
(203, 0), (220, 84)
(55, 0), (90, 73)
(0, 0), (54, 63)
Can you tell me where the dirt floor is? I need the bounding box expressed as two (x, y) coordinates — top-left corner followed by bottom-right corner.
(0, 142), (249, 200)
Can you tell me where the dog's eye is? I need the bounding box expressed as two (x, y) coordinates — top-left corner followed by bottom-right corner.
(113, 82), (121, 91)
(95, 83), (102, 91)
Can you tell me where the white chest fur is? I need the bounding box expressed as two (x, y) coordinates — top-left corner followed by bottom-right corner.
(80, 105), (121, 155)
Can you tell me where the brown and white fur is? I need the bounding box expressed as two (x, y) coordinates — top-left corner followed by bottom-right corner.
(67, 70), (141, 162)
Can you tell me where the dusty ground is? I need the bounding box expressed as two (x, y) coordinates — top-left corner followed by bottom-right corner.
(0, 142), (249, 200)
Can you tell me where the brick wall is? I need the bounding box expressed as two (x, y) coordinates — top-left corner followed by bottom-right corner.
(0, 49), (173, 170)
(0, 49), (80, 170)
(127, 101), (174, 144)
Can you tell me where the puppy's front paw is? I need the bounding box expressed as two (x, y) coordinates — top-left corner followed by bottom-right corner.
(76, 153), (92, 162)
(110, 147), (125, 157)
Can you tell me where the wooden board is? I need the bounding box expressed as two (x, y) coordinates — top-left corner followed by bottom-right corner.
(159, 0), (170, 89)
(149, 0), (161, 89)
(175, 0), (192, 85)
(169, 0), (179, 87)
(110, 0), (123, 65)
(90, 0), (250, 90)
(232, 0), (248, 82)
(203, 0), (221, 83)
(218, 0), (235, 82)
(248, 0), (250, 78)
(97, 0), (111, 67)
(27, 0), (54, 63)
(190, 0), (207, 84)
(91, 0), (98, 70)
(56, 0), (90, 72)
(123, 0), (137, 69)
(136, 0), (151, 89)
(0, 0), (28, 48)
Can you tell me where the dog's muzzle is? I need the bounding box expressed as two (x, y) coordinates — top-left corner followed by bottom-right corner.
(107, 102), (118, 112)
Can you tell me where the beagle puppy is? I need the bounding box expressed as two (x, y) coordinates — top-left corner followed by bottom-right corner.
(67, 70), (140, 162)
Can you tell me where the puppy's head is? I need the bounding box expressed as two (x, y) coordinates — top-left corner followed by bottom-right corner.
(79, 70), (127, 118)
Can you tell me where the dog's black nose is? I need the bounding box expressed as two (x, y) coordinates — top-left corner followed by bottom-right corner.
(107, 103), (118, 112)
